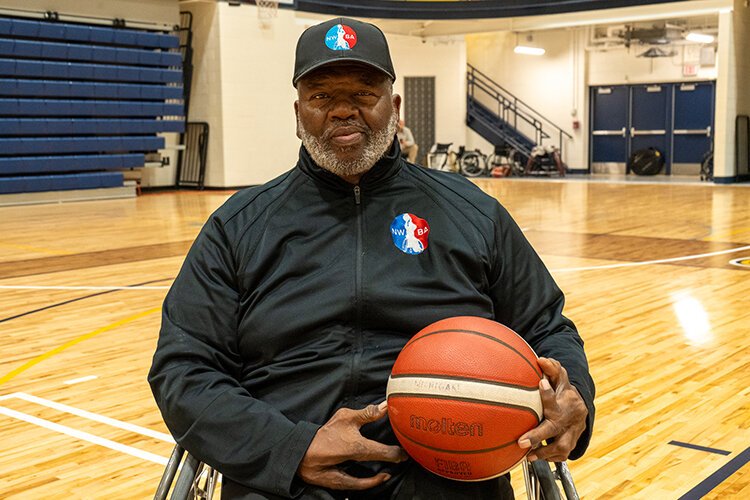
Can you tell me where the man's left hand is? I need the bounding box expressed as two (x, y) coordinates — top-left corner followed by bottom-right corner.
(517, 357), (588, 462)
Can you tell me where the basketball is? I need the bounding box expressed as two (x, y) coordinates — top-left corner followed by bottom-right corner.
(386, 316), (543, 481)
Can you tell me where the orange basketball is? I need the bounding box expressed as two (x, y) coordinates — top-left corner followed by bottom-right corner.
(386, 316), (543, 481)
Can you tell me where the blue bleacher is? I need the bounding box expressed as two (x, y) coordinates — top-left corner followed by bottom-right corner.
(0, 38), (183, 67)
(0, 17), (179, 49)
(0, 136), (165, 155)
(0, 79), (183, 100)
(0, 118), (184, 135)
(0, 14), (184, 195)
(0, 172), (125, 194)
(0, 154), (144, 175)
(0, 58), (182, 83)
(0, 99), (184, 117)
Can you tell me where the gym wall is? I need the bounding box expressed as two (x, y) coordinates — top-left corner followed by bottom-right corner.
(181, 3), (468, 188)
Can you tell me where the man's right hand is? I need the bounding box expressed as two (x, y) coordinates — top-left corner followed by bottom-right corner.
(297, 401), (409, 490)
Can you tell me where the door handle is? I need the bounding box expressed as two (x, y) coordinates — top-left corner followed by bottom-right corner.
(592, 128), (627, 137)
(631, 129), (666, 136)
(673, 127), (712, 136)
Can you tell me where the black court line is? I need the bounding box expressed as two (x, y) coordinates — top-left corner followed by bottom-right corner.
(0, 278), (173, 324)
(678, 446), (750, 500)
(668, 440), (731, 456)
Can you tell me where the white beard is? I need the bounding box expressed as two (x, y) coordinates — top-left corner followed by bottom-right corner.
(299, 112), (399, 179)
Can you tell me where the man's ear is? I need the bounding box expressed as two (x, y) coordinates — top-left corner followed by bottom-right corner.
(392, 93), (402, 117)
(294, 101), (301, 140)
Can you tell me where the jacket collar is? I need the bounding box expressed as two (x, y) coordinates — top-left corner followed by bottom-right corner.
(297, 139), (403, 191)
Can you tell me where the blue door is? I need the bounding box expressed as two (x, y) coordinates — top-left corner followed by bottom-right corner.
(672, 82), (714, 168)
(590, 86), (629, 166)
(630, 84), (671, 174)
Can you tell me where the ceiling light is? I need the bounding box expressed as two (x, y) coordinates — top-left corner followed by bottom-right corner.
(685, 32), (715, 43)
(514, 45), (546, 56)
(514, 33), (545, 56)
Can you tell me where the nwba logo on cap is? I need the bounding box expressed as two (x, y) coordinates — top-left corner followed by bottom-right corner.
(391, 213), (430, 255)
(325, 24), (358, 51)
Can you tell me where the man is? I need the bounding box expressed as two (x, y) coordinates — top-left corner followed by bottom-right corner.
(397, 119), (419, 163)
(149, 17), (594, 500)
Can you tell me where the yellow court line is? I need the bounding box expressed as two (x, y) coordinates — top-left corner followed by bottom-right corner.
(0, 307), (161, 386)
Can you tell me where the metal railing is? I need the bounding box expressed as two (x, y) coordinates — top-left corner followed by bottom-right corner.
(467, 64), (572, 158)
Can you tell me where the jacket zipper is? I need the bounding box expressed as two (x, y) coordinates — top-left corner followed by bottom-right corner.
(348, 185), (364, 404)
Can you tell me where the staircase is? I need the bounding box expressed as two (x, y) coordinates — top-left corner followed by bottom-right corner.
(466, 64), (571, 161)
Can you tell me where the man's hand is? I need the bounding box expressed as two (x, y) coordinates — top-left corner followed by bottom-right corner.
(518, 357), (588, 462)
(297, 401), (409, 490)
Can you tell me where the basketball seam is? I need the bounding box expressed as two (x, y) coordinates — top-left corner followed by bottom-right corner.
(401, 328), (543, 379)
(387, 392), (542, 421)
(389, 373), (539, 391)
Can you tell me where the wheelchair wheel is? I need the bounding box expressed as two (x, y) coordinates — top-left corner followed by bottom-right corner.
(521, 459), (579, 500)
(427, 152), (448, 171)
(532, 460), (562, 500)
(155, 444), (220, 500)
(459, 150), (486, 177)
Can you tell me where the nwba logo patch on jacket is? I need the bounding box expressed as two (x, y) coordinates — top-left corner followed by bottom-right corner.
(390, 213), (430, 255)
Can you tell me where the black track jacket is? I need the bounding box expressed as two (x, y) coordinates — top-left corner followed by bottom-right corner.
(149, 142), (595, 498)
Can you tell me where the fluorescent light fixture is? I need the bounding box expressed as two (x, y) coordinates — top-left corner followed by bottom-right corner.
(514, 45), (545, 56)
(685, 32), (715, 44)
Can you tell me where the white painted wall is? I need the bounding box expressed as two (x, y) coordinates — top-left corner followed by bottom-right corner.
(215, 4), (301, 187)
(587, 45), (718, 86)
(181, 5), (469, 187)
(390, 34), (468, 150)
(181, 1), (225, 187)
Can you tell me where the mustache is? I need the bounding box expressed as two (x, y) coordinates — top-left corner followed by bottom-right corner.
(321, 120), (370, 141)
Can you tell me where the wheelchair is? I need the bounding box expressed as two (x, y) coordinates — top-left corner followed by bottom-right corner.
(155, 443), (580, 500)
(426, 142), (492, 178)
(426, 142), (459, 172)
(524, 145), (566, 177)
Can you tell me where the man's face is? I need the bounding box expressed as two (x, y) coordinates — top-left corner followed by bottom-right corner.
(295, 64), (401, 181)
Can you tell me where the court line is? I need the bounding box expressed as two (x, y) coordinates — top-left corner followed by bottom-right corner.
(0, 307), (161, 385)
(679, 446), (750, 499)
(0, 392), (174, 443)
(0, 405), (168, 465)
(550, 245), (750, 273)
(668, 440), (731, 455)
(0, 277), (171, 325)
(63, 375), (98, 385)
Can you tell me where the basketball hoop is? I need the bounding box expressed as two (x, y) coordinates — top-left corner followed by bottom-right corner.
(257, 0), (278, 29)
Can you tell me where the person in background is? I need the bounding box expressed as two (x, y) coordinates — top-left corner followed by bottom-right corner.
(397, 119), (419, 163)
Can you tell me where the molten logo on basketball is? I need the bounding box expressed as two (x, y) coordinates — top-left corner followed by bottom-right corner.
(409, 415), (483, 437)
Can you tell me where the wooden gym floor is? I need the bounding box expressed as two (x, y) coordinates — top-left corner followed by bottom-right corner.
(0, 178), (749, 499)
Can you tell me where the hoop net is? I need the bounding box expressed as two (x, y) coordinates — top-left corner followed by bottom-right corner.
(257, 0), (279, 28)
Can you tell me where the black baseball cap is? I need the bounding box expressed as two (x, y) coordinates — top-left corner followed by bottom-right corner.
(293, 17), (396, 87)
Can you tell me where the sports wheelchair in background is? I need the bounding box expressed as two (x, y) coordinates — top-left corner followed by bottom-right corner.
(154, 443), (580, 500)
(426, 142), (527, 178)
